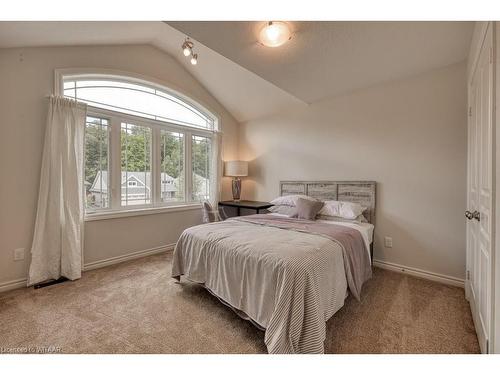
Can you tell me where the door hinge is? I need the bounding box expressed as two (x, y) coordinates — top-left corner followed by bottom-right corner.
(467, 270), (470, 280)
(469, 106), (472, 117)
(486, 339), (489, 354)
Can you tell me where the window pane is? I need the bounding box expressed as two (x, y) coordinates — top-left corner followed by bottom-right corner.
(121, 122), (152, 206)
(63, 81), (75, 90)
(85, 116), (110, 210)
(160, 130), (185, 203)
(63, 79), (213, 129)
(192, 135), (212, 201)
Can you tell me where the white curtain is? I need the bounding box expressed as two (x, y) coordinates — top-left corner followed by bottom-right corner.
(28, 96), (87, 286)
(209, 131), (224, 219)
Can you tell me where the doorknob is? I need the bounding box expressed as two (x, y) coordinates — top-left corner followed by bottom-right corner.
(465, 210), (473, 220)
(472, 210), (481, 222)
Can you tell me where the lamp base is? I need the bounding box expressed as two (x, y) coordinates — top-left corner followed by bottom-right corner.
(232, 178), (242, 201)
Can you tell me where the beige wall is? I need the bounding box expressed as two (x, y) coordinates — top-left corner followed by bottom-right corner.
(239, 62), (467, 280)
(0, 44), (468, 287)
(0, 45), (239, 286)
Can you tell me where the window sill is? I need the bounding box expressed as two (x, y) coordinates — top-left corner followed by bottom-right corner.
(84, 203), (202, 222)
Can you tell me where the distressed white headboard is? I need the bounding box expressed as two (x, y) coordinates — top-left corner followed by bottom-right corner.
(279, 181), (377, 224)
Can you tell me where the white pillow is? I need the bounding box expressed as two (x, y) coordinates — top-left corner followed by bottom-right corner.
(319, 200), (366, 220)
(317, 214), (367, 223)
(270, 194), (317, 207)
(267, 205), (297, 217)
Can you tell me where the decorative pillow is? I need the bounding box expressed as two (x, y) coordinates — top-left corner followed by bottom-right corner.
(267, 205), (297, 217)
(319, 200), (366, 220)
(292, 198), (324, 220)
(270, 194), (317, 207)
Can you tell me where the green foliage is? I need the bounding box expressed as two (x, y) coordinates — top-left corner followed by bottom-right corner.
(84, 122), (108, 193)
(121, 125), (151, 173)
(161, 132), (183, 178)
(192, 136), (211, 198)
(192, 136), (211, 179)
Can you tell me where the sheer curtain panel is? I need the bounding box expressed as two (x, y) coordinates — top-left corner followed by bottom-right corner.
(28, 96), (87, 286)
(209, 131), (223, 219)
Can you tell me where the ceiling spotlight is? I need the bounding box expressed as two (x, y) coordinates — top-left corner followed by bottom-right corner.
(259, 21), (291, 47)
(181, 38), (193, 56)
(190, 54), (198, 65)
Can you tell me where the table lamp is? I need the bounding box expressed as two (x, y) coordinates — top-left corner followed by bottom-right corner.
(224, 161), (248, 201)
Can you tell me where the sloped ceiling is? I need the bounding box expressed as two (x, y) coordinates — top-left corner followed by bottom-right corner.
(0, 21), (474, 122)
(0, 21), (304, 123)
(167, 21), (474, 103)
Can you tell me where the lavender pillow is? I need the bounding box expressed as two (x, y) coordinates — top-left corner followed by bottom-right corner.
(292, 198), (324, 220)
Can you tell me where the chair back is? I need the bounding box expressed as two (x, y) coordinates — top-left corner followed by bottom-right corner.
(218, 205), (228, 221)
(202, 201), (218, 223)
(202, 201), (229, 223)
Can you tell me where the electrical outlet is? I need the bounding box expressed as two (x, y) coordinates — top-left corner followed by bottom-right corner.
(14, 248), (25, 261)
(384, 237), (393, 248)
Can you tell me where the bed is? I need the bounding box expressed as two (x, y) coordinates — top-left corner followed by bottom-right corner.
(172, 181), (376, 354)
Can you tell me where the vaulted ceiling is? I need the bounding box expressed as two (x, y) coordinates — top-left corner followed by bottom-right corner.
(168, 21), (474, 103)
(0, 21), (473, 122)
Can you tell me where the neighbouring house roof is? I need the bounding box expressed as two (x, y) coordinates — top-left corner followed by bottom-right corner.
(89, 171), (208, 194)
(89, 171), (178, 193)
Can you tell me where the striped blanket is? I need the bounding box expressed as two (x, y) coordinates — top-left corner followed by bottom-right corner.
(172, 214), (372, 354)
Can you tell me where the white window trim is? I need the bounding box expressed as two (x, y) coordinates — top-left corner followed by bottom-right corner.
(57, 69), (220, 219)
(84, 203), (202, 222)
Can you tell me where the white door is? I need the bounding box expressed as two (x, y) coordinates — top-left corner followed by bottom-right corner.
(466, 23), (494, 354)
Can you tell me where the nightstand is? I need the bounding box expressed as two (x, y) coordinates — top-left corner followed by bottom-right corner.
(219, 200), (273, 216)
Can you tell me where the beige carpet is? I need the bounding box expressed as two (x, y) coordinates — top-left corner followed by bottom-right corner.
(0, 252), (479, 354)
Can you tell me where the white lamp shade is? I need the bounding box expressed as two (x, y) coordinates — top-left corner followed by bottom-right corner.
(225, 161), (248, 177)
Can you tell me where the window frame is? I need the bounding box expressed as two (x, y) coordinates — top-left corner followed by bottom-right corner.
(56, 69), (219, 220)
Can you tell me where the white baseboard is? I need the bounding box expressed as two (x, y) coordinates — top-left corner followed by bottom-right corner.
(83, 243), (175, 271)
(0, 277), (28, 293)
(2, 249), (464, 293)
(0, 244), (175, 293)
(373, 259), (465, 288)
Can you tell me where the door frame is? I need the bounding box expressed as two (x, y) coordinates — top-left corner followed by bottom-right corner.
(466, 21), (496, 354)
(493, 21), (500, 354)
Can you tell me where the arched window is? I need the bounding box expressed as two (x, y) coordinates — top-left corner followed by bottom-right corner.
(60, 72), (217, 215)
(63, 77), (215, 130)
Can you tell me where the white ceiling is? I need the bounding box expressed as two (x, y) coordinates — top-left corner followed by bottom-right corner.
(168, 21), (474, 103)
(0, 21), (303, 122)
(0, 21), (474, 122)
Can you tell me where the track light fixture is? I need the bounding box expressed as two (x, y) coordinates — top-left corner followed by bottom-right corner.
(181, 37), (198, 65)
(181, 38), (193, 56)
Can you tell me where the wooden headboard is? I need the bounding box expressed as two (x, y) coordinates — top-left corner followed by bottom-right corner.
(279, 181), (377, 224)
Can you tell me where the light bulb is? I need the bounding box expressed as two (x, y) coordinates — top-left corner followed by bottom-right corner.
(190, 54), (198, 65)
(265, 24), (280, 41)
(259, 21), (291, 47)
(183, 47), (191, 56)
